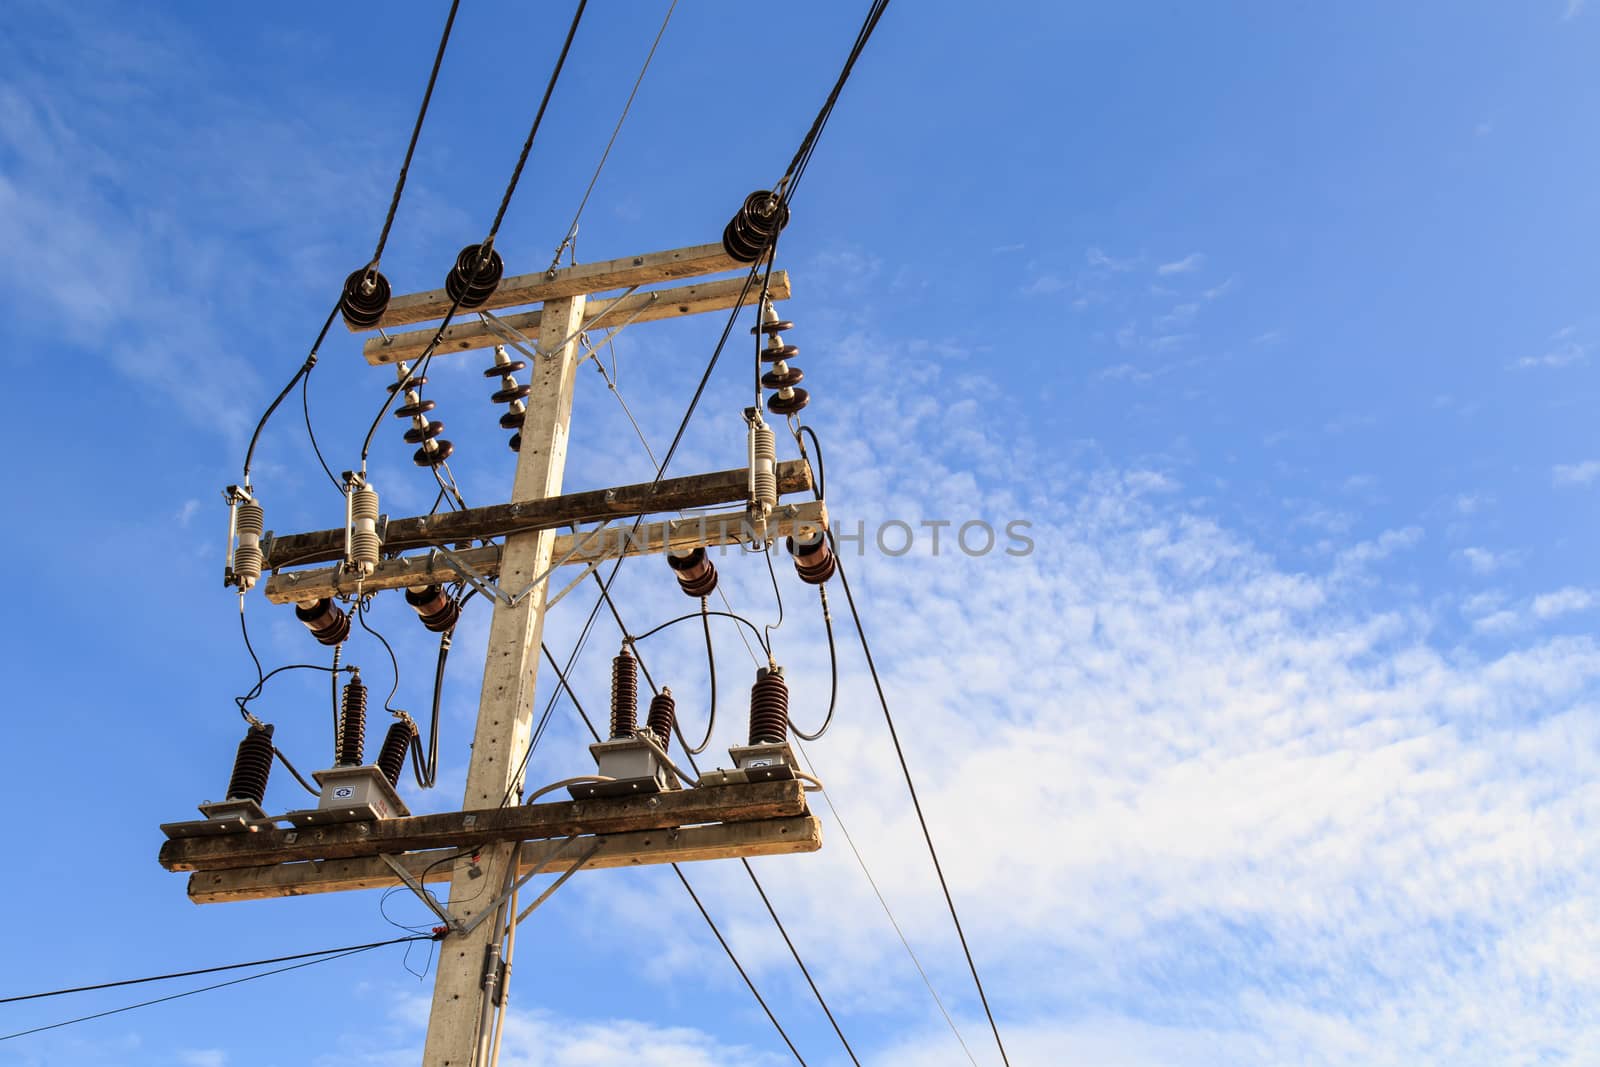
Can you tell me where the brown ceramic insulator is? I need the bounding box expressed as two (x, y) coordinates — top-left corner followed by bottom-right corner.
(766, 387), (810, 416)
(376, 718), (417, 786)
(294, 597), (351, 646)
(404, 585), (459, 633)
(748, 667), (789, 745)
(762, 366), (805, 390)
(610, 649), (638, 739)
(667, 546), (718, 598)
(225, 723), (274, 804)
(338, 677), (367, 766)
(787, 533), (836, 585)
(647, 690), (677, 750)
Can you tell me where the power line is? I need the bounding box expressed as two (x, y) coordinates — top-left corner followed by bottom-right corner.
(0, 935), (434, 1006)
(550, 0), (677, 269)
(830, 546), (1013, 1067)
(0, 936), (432, 1043)
(368, 0), (462, 267)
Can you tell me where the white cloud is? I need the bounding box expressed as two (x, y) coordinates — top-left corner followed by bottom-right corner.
(1563, 0), (1585, 20)
(1514, 340), (1589, 369)
(1457, 546), (1512, 574)
(1472, 608), (1521, 634)
(1533, 587), (1596, 620)
(1157, 253), (1205, 275)
(1086, 246), (1141, 272)
(1553, 460), (1600, 487)
(179, 1052), (228, 1067)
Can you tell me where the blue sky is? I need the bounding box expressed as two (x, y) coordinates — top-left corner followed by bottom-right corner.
(2, 1), (1599, 1064)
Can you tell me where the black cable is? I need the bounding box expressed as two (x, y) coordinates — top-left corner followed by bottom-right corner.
(488, 0), (587, 237)
(0, 940), (428, 1043)
(672, 866), (810, 1067)
(0, 935), (434, 1006)
(301, 364), (341, 492)
(272, 745), (321, 797)
(369, 0), (462, 267)
(790, 586), (837, 741)
(682, 597), (718, 755)
(241, 308), (338, 485)
(762, 542), (785, 648)
(830, 539), (1012, 1067)
(237, 596), (265, 719)
(739, 858), (860, 1066)
(627, 609), (770, 654)
(356, 598), (403, 714)
(236, 661), (350, 717)
(778, 0), (892, 206)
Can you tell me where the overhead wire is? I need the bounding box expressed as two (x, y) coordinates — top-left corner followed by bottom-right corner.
(0, 936), (433, 1043)
(549, 0), (677, 268)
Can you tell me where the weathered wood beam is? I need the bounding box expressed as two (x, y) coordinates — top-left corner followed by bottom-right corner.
(161, 780), (805, 873)
(263, 460), (813, 571)
(364, 272), (789, 366)
(262, 501), (828, 604)
(353, 242), (753, 332)
(187, 816), (823, 904)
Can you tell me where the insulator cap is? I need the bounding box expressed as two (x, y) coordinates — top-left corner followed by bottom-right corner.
(667, 546), (718, 598)
(445, 243), (504, 310)
(294, 597), (351, 646)
(787, 533), (836, 585)
(404, 585), (459, 633)
(412, 439), (455, 468)
(339, 267), (391, 329)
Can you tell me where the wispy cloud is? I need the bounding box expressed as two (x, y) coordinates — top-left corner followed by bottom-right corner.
(1514, 340), (1589, 369)
(1533, 587), (1596, 620)
(1086, 245), (1141, 272)
(1563, 0), (1586, 20)
(1553, 460), (1600, 487)
(1157, 252), (1205, 275)
(1458, 545), (1514, 574)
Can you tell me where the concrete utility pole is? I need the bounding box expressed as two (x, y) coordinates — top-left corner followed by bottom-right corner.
(422, 293), (585, 1064)
(158, 241), (828, 1067)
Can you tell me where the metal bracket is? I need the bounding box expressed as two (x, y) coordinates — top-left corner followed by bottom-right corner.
(380, 853), (463, 934)
(430, 521), (615, 609)
(456, 835), (600, 937)
(512, 840), (602, 927)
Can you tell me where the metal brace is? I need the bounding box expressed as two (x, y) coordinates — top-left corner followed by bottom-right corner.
(429, 521), (615, 609)
(380, 853), (464, 934)
(456, 835), (595, 937)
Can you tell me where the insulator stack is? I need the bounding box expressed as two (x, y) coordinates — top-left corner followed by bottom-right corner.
(404, 585), (459, 633)
(445, 242), (504, 310)
(753, 302), (809, 415)
(225, 722), (274, 805)
(348, 483), (381, 577)
(667, 546), (718, 598)
(748, 666), (789, 745)
(484, 345), (530, 452)
(750, 417), (777, 513)
(377, 717), (417, 786)
(338, 675), (367, 766)
(722, 190), (789, 263)
(787, 533), (836, 585)
(295, 597), (351, 645)
(391, 363), (455, 468)
(233, 499), (265, 591)
(647, 689), (676, 750)
(339, 266), (391, 329)
(610, 649), (638, 739)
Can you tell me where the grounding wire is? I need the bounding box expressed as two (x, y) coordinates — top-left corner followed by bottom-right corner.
(549, 0), (677, 269)
(355, 598), (404, 715)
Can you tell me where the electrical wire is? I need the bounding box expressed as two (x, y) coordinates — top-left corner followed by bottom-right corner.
(272, 745), (322, 797)
(368, 0), (462, 268)
(789, 586), (837, 741)
(300, 363), (341, 492)
(673, 866), (810, 1067)
(241, 307), (338, 485)
(0, 935), (436, 1006)
(626, 608), (770, 654)
(830, 538), (1012, 1067)
(762, 541), (786, 649)
(549, 0), (677, 268)
(0, 937), (432, 1043)
(684, 597), (718, 755)
(356, 597), (404, 714)
(489, 0), (587, 236)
